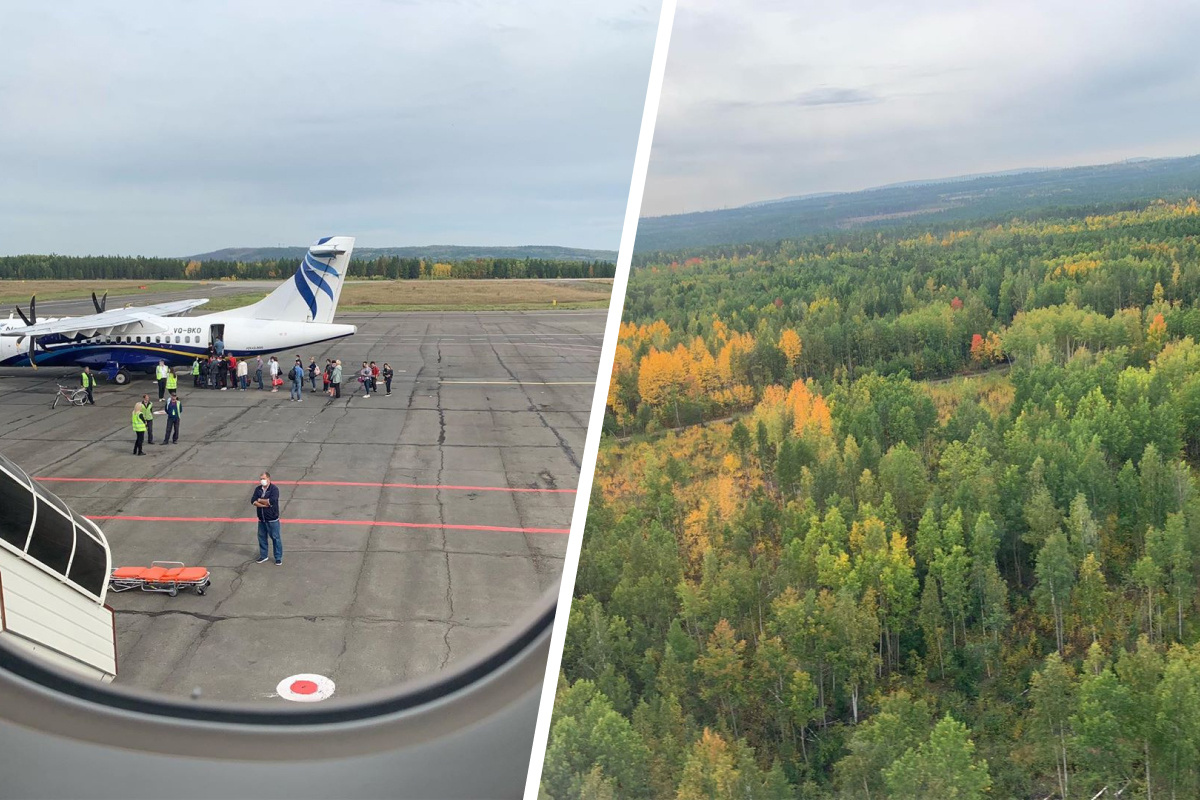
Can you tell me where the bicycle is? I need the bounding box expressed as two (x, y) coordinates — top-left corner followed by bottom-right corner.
(52, 383), (89, 409)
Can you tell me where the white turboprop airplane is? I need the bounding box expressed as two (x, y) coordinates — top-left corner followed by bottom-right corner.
(0, 236), (356, 384)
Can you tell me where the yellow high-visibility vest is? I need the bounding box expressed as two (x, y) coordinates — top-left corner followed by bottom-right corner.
(166, 372), (178, 390)
(132, 408), (146, 432)
(81, 372), (92, 388)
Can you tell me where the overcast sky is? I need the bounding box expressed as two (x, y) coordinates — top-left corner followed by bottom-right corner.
(0, 1), (658, 256)
(642, 0), (1200, 217)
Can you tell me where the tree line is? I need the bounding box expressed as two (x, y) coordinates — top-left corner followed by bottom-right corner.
(0, 254), (615, 282)
(544, 199), (1200, 798)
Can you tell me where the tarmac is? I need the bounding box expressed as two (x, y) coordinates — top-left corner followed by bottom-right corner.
(0, 306), (602, 703)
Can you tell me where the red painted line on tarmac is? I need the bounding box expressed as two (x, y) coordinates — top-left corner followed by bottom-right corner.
(35, 476), (574, 494)
(84, 514), (569, 534)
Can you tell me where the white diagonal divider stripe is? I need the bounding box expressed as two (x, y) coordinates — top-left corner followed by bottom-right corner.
(521, 0), (680, 796)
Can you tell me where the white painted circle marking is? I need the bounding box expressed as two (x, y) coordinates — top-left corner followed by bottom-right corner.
(276, 673), (335, 702)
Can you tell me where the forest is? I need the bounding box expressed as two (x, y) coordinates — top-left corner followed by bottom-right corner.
(544, 199), (1200, 799)
(634, 154), (1200, 252)
(0, 254), (614, 282)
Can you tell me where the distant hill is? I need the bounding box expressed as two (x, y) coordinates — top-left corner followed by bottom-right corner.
(186, 244), (616, 263)
(635, 154), (1200, 252)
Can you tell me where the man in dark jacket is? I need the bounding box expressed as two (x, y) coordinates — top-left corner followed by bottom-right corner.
(250, 471), (283, 565)
(162, 394), (181, 444)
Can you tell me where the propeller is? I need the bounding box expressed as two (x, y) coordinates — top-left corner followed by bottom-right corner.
(14, 295), (35, 327)
(92, 291), (107, 314)
(13, 296), (38, 369)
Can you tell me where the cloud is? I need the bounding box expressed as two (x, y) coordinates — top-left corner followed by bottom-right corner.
(641, 0), (1200, 216)
(0, 0), (658, 256)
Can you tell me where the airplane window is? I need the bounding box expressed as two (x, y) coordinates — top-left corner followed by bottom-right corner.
(67, 516), (106, 598)
(175, 336), (181, 344)
(155, 336), (161, 343)
(136, 336), (142, 343)
(185, 336), (191, 343)
(0, 467), (35, 549)
(26, 500), (74, 575)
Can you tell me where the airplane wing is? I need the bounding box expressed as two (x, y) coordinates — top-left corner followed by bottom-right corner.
(0, 299), (209, 338)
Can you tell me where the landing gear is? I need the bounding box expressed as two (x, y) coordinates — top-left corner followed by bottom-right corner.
(113, 369), (131, 386)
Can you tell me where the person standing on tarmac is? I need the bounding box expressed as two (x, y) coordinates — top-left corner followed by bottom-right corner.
(131, 400), (146, 455)
(192, 357), (202, 387)
(255, 355), (265, 390)
(251, 472), (283, 565)
(289, 359), (304, 402)
(331, 360), (343, 398)
(162, 392), (181, 444)
(308, 357), (319, 393)
(217, 356), (229, 391)
(80, 366), (96, 405)
(237, 357), (249, 391)
(369, 361), (380, 394)
(139, 394), (156, 444)
(358, 362), (372, 398)
(155, 360), (169, 400)
(165, 367), (178, 397)
(382, 363), (393, 396)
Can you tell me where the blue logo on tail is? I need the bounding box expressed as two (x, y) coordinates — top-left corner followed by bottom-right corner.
(293, 252), (341, 318)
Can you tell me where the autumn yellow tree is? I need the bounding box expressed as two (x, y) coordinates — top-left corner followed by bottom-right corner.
(638, 347), (690, 427)
(1147, 312), (1168, 354)
(779, 328), (803, 374)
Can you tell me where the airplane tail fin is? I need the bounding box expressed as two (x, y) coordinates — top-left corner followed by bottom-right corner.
(249, 236), (355, 323)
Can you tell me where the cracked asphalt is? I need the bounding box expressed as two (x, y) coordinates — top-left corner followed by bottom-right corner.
(0, 308), (602, 703)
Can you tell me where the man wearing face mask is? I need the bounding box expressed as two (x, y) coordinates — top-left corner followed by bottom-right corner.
(250, 471), (283, 565)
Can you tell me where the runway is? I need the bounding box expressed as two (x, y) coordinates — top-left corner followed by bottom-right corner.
(0, 308), (602, 702)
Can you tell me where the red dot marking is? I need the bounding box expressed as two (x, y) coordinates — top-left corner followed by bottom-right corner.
(290, 680), (319, 695)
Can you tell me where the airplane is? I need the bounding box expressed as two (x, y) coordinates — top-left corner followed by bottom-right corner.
(0, 236), (357, 385)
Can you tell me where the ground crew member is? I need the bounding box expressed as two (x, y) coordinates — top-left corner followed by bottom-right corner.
(192, 357), (202, 387)
(162, 393), (181, 444)
(155, 360), (168, 400)
(166, 368), (178, 396)
(80, 366), (95, 405)
(139, 394), (155, 444)
(131, 401), (146, 455)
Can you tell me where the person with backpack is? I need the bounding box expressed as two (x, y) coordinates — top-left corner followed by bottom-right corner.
(289, 359), (305, 402)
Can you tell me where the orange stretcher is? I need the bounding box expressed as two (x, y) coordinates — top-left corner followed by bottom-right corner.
(109, 561), (210, 597)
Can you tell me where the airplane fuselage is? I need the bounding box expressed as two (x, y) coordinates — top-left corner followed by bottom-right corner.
(0, 310), (356, 372)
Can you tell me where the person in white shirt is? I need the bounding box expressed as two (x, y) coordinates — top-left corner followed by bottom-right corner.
(269, 356), (280, 392)
(237, 357), (249, 390)
(155, 360), (169, 400)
